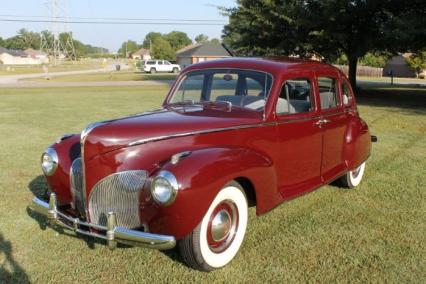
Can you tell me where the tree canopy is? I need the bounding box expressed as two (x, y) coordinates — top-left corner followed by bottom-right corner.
(222, 0), (426, 87)
(164, 31), (192, 51)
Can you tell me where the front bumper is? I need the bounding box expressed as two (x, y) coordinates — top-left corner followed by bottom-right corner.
(31, 193), (176, 250)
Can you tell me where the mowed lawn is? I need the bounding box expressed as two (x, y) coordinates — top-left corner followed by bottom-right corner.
(0, 83), (425, 283)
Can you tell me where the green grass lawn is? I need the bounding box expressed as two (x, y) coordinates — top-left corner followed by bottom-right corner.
(0, 84), (425, 283)
(24, 71), (178, 82)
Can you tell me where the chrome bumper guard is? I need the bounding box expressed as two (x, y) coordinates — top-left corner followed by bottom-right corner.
(31, 193), (176, 250)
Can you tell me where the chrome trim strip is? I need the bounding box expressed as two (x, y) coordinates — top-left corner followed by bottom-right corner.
(128, 122), (277, 147)
(80, 122), (106, 218)
(31, 194), (176, 250)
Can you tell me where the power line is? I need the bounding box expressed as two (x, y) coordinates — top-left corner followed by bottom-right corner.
(0, 18), (227, 26)
(0, 14), (227, 23)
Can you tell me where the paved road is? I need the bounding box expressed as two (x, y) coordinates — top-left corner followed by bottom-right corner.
(0, 80), (173, 88)
(0, 63), (130, 85)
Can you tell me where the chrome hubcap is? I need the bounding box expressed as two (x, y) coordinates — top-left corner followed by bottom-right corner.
(211, 209), (232, 242)
(207, 201), (239, 253)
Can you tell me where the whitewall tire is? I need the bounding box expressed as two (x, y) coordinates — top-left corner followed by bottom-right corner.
(339, 162), (366, 188)
(178, 181), (248, 271)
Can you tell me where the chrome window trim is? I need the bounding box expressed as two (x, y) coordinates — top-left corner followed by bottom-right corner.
(165, 67), (275, 119)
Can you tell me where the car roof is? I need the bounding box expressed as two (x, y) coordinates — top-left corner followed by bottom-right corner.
(183, 57), (341, 76)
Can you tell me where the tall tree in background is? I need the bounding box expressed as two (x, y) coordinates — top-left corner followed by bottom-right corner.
(151, 37), (175, 60)
(223, 0), (426, 88)
(118, 40), (139, 57)
(195, 34), (209, 44)
(164, 31), (192, 51)
(142, 32), (163, 50)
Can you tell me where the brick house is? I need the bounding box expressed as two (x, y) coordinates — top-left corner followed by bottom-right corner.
(176, 43), (233, 68)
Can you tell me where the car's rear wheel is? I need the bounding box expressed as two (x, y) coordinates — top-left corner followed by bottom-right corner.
(178, 181), (248, 271)
(172, 67), (179, 73)
(150, 68), (156, 74)
(338, 162), (366, 188)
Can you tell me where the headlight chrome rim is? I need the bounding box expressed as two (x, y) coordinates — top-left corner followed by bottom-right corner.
(150, 170), (179, 206)
(41, 147), (59, 176)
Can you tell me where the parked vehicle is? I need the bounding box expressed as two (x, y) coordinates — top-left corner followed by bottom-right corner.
(142, 60), (181, 73)
(32, 57), (376, 271)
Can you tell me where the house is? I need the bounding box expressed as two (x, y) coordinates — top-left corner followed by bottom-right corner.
(24, 48), (49, 63)
(0, 47), (48, 65)
(131, 48), (151, 60)
(176, 43), (233, 67)
(383, 53), (416, 78)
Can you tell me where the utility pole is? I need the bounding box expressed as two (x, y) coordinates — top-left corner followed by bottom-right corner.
(40, 0), (76, 65)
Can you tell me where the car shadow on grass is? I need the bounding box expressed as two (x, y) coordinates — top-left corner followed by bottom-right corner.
(0, 233), (30, 284)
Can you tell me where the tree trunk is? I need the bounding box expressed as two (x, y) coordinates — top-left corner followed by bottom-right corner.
(348, 55), (358, 90)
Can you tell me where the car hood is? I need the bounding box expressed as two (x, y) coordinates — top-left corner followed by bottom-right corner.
(83, 106), (262, 160)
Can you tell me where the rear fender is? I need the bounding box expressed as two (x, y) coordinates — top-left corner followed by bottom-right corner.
(343, 117), (372, 169)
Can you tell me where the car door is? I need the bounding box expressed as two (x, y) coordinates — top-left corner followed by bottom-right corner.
(157, 60), (165, 72)
(274, 73), (323, 199)
(315, 71), (347, 182)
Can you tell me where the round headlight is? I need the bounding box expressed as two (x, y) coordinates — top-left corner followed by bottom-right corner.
(41, 148), (58, 176)
(151, 171), (178, 206)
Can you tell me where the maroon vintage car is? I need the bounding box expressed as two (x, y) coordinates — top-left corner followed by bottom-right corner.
(32, 57), (375, 271)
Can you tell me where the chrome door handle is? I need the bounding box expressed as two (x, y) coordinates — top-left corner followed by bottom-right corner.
(315, 119), (331, 126)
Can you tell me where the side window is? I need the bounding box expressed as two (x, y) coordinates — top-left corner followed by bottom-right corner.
(341, 81), (352, 106)
(158, 61), (163, 65)
(276, 78), (313, 115)
(147, 60), (155, 65)
(210, 73), (238, 101)
(172, 74), (204, 103)
(318, 77), (339, 109)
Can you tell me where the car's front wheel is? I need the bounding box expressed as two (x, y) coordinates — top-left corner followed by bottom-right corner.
(172, 67), (179, 73)
(338, 162), (366, 188)
(178, 181), (248, 271)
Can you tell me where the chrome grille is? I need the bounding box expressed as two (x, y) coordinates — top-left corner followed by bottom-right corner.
(88, 170), (148, 229)
(70, 158), (85, 216)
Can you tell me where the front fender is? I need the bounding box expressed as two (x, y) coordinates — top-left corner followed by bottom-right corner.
(142, 146), (279, 240)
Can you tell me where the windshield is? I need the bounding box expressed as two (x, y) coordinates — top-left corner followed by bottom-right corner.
(169, 69), (273, 111)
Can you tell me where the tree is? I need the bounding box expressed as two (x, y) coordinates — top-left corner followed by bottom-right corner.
(151, 37), (175, 60)
(195, 34), (209, 44)
(142, 32), (163, 50)
(209, 38), (221, 45)
(118, 40), (139, 57)
(0, 37), (5, 47)
(222, 0), (426, 88)
(407, 51), (426, 78)
(164, 31), (192, 51)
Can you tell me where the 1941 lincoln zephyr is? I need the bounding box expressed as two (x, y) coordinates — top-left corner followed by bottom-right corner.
(31, 57), (376, 271)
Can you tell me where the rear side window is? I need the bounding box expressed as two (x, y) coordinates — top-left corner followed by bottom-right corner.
(341, 81), (352, 106)
(147, 61), (156, 65)
(276, 78), (313, 115)
(318, 77), (339, 109)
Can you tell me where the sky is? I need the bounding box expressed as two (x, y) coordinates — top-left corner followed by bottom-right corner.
(0, 0), (236, 52)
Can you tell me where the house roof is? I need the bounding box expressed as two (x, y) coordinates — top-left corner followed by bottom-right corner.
(176, 43), (232, 58)
(0, 47), (26, 56)
(132, 48), (150, 56)
(24, 48), (47, 56)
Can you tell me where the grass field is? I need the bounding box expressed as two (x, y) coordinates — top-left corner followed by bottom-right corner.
(24, 71), (178, 82)
(0, 60), (108, 75)
(0, 83), (425, 283)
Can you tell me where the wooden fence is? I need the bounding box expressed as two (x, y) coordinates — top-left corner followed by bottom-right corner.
(334, 65), (383, 77)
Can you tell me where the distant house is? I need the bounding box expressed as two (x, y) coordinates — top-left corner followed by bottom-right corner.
(383, 54), (416, 78)
(24, 48), (49, 63)
(0, 47), (49, 65)
(176, 43), (233, 67)
(131, 48), (151, 60)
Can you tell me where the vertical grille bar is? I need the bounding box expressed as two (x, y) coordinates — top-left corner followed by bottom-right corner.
(70, 158), (85, 216)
